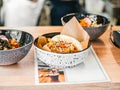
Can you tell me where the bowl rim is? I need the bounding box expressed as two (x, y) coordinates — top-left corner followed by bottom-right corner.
(61, 13), (110, 28)
(34, 32), (91, 55)
(0, 29), (34, 51)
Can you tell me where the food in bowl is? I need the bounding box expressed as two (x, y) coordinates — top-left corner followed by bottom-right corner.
(42, 35), (82, 53)
(34, 32), (91, 68)
(61, 13), (110, 40)
(34, 17), (91, 68)
(80, 15), (102, 27)
(0, 35), (20, 50)
(0, 29), (33, 65)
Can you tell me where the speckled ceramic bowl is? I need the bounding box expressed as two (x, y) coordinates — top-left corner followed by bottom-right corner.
(34, 32), (91, 68)
(0, 29), (33, 65)
(61, 13), (110, 41)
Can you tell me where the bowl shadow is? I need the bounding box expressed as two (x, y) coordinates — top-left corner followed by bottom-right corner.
(111, 47), (120, 64)
(91, 39), (108, 58)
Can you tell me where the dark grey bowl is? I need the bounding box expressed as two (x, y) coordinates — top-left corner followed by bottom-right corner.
(0, 29), (33, 65)
(110, 30), (120, 48)
(61, 13), (110, 41)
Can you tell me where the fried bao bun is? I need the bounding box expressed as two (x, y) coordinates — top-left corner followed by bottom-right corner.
(43, 35), (83, 53)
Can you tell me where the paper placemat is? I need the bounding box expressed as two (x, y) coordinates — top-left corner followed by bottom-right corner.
(34, 46), (110, 85)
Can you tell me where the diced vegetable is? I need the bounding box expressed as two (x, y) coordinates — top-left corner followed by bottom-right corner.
(0, 35), (20, 50)
(80, 15), (102, 27)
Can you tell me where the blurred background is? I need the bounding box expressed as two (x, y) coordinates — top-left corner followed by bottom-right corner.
(0, 0), (120, 27)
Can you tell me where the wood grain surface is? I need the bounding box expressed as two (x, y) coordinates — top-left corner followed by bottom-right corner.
(0, 26), (120, 90)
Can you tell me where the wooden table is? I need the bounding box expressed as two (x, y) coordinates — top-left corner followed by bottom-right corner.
(0, 26), (120, 90)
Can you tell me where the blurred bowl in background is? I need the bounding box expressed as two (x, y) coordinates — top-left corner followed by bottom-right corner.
(34, 32), (91, 68)
(110, 29), (120, 48)
(0, 29), (33, 65)
(61, 13), (110, 41)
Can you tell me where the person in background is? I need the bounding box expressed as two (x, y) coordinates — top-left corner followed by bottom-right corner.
(0, 0), (3, 25)
(0, 0), (45, 27)
(50, 0), (85, 25)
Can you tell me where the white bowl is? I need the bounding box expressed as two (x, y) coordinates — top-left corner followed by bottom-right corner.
(34, 32), (91, 68)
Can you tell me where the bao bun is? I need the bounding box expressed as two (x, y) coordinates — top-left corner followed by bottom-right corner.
(43, 35), (82, 53)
